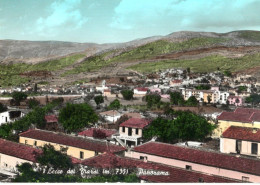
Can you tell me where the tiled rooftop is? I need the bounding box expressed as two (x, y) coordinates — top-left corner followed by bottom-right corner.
(133, 141), (260, 176)
(45, 115), (58, 123)
(0, 139), (41, 162)
(78, 128), (117, 138)
(19, 129), (125, 153)
(120, 118), (151, 129)
(222, 126), (260, 142)
(217, 108), (260, 123)
(81, 153), (239, 183)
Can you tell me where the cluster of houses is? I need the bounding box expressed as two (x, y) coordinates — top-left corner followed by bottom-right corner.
(1, 68), (260, 182)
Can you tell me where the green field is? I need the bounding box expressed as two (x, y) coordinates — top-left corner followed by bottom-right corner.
(128, 53), (260, 73)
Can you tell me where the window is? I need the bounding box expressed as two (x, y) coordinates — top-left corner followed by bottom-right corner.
(140, 156), (147, 161)
(236, 140), (241, 154)
(80, 151), (84, 159)
(34, 141), (37, 146)
(95, 151), (98, 156)
(135, 128), (139, 135)
(25, 140), (28, 145)
(198, 178), (204, 182)
(186, 165), (192, 170)
(122, 127), (125, 132)
(242, 176), (249, 182)
(251, 143), (258, 155)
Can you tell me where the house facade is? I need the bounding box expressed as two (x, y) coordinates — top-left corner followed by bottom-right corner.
(112, 118), (151, 147)
(0, 139), (40, 173)
(214, 108), (260, 137)
(227, 96), (243, 106)
(19, 129), (125, 160)
(99, 110), (121, 123)
(220, 126), (260, 157)
(0, 110), (25, 125)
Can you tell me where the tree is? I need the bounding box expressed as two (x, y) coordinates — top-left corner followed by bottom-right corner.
(187, 67), (191, 74)
(144, 94), (161, 108)
(0, 103), (7, 113)
(223, 70), (232, 77)
(143, 111), (216, 142)
(37, 144), (73, 170)
(170, 92), (184, 105)
(108, 99), (121, 110)
(186, 96), (198, 106)
(195, 84), (211, 90)
(94, 95), (104, 107)
(59, 103), (98, 133)
(121, 90), (134, 100)
(28, 99), (40, 109)
(12, 92), (27, 105)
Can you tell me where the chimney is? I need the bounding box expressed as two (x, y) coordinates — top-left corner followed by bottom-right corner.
(252, 128), (258, 134)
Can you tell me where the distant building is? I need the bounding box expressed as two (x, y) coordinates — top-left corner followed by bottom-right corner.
(99, 110), (121, 123)
(0, 110), (25, 125)
(227, 96), (243, 106)
(134, 87), (149, 96)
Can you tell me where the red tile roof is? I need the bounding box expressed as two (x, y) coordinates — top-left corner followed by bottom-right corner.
(100, 110), (120, 117)
(19, 129), (125, 153)
(124, 112), (142, 119)
(78, 128), (117, 138)
(120, 118), (151, 129)
(81, 153), (238, 183)
(171, 79), (182, 83)
(222, 126), (260, 142)
(135, 87), (149, 92)
(0, 139), (41, 162)
(217, 108), (260, 123)
(45, 115), (58, 123)
(133, 142), (260, 176)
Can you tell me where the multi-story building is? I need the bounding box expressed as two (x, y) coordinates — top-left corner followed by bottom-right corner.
(112, 118), (151, 147)
(214, 108), (260, 137)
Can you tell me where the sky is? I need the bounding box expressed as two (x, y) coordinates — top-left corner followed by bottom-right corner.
(0, 0), (260, 43)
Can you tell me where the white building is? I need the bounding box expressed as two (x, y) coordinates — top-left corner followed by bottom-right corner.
(100, 110), (121, 123)
(0, 110), (25, 125)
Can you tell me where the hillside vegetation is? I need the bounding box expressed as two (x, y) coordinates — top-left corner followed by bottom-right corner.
(0, 54), (85, 87)
(239, 31), (260, 42)
(62, 37), (228, 75)
(128, 53), (260, 73)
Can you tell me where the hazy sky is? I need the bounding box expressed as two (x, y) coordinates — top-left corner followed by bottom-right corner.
(0, 0), (259, 43)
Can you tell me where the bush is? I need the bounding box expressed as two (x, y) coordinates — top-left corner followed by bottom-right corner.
(121, 90), (134, 100)
(12, 92), (27, 105)
(108, 99), (121, 110)
(28, 99), (40, 109)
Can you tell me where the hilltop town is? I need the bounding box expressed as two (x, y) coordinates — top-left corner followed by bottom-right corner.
(1, 65), (260, 182)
